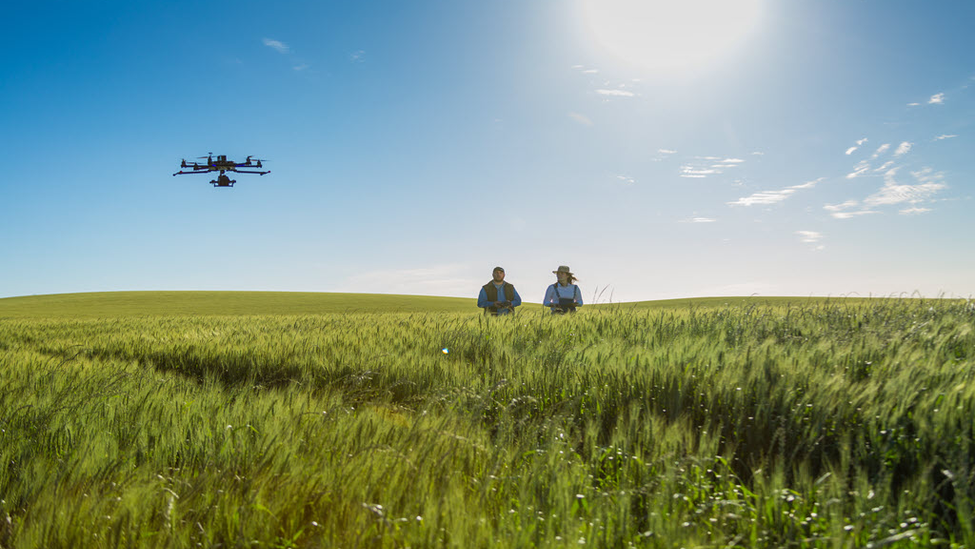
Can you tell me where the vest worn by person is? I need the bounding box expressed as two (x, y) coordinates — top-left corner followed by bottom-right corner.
(482, 282), (515, 315)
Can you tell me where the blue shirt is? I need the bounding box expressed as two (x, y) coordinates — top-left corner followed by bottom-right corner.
(543, 283), (583, 312)
(477, 282), (522, 315)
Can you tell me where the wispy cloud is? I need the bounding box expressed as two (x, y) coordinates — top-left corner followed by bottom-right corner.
(728, 189), (796, 206)
(846, 141), (910, 179)
(711, 158), (746, 169)
(652, 149), (677, 162)
(791, 180), (819, 190)
(928, 92), (945, 104)
(830, 167), (946, 218)
(845, 138), (868, 155)
(796, 230), (821, 242)
(575, 65), (643, 101)
(935, 134), (958, 141)
(680, 167), (718, 179)
(264, 37), (315, 72)
(596, 89), (635, 97)
(796, 230), (825, 250)
(568, 112), (593, 126)
(871, 144), (891, 158)
(863, 167), (947, 209)
(846, 160), (870, 179)
(894, 141), (912, 156)
(900, 206), (932, 215)
(680, 156), (745, 179)
(823, 200), (877, 219)
(874, 160), (895, 173)
(350, 50), (366, 62)
(690, 217), (717, 223)
(262, 38), (290, 54)
(727, 178), (821, 206)
(615, 174), (635, 186)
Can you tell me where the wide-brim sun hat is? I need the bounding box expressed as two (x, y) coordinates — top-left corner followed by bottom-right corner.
(552, 265), (572, 275)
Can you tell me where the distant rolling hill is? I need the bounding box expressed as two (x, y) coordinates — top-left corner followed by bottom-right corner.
(0, 291), (885, 319)
(0, 291), (476, 318)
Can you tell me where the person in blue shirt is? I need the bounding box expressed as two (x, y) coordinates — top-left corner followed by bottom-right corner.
(477, 266), (522, 316)
(543, 265), (583, 314)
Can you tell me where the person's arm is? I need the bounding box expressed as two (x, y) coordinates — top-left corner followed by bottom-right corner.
(477, 287), (490, 309)
(510, 287), (522, 308)
(542, 285), (556, 307)
(574, 284), (583, 306)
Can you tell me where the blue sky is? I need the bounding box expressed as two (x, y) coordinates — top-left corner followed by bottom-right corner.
(2, 0), (972, 303)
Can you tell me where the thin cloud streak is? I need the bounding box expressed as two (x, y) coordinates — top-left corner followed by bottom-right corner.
(845, 138), (868, 155)
(728, 178), (821, 206)
(846, 160), (870, 179)
(569, 112), (594, 126)
(262, 38), (290, 54)
(680, 156), (745, 179)
(824, 200), (877, 219)
(596, 89), (635, 97)
(796, 230), (825, 250)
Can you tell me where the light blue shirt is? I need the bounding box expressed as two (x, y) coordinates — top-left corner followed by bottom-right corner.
(543, 283), (582, 311)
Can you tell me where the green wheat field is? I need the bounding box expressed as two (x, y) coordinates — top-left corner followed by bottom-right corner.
(1, 292), (973, 548)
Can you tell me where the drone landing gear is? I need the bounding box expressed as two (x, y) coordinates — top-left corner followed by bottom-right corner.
(211, 174), (236, 187)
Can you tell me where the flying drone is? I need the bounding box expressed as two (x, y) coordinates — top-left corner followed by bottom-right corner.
(173, 154), (270, 187)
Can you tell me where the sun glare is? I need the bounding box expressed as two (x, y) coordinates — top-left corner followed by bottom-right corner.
(579, 0), (763, 72)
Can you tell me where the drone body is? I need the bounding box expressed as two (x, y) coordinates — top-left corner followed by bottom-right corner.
(173, 154), (270, 187)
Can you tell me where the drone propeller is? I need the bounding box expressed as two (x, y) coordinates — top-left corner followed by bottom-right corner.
(244, 156), (268, 168)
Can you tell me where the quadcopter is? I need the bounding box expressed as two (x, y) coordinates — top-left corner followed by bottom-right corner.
(173, 153), (270, 187)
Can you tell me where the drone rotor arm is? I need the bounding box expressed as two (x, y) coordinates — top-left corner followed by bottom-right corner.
(173, 170), (212, 176)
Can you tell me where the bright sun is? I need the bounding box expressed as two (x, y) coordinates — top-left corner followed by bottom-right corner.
(579, 0), (763, 72)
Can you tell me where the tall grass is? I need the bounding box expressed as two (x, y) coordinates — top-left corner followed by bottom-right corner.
(1, 297), (973, 547)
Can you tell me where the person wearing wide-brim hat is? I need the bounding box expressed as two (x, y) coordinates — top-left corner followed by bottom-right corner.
(543, 266), (583, 314)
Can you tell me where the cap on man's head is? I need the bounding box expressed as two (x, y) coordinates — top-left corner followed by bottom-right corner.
(493, 266), (505, 273)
